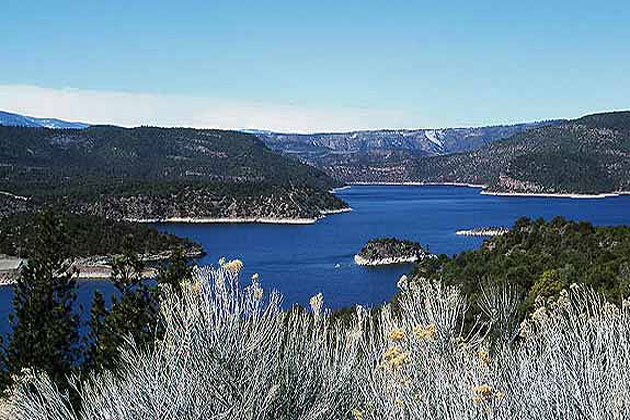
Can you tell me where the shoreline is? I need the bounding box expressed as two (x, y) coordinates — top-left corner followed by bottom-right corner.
(0, 191), (29, 201)
(354, 254), (419, 266)
(131, 216), (318, 224)
(129, 207), (353, 225)
(348, 182), (486, 188)
(456, 228), (508, 237)
(0, 249), (203, 286)
(346, 182), (630, 200)
(320, 207), (353, 215)
(0, 272), (156, 286)
(330, 186), (352, 193)
(481, 190), (630, 199)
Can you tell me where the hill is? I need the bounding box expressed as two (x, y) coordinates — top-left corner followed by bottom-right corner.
(254, 121), (559, 182)
(410, 111), (630, 195)
(0, 110), (89, 129)
(413, 216), (630, 316)
(0, 212), (203, 259)
(0, 125), (347, 220)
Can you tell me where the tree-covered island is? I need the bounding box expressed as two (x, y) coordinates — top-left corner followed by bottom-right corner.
(354, 237), (430, 266)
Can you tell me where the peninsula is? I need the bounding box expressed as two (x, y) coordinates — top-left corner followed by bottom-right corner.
(0, 213), (205, 284)
(0, 125), (348, 222)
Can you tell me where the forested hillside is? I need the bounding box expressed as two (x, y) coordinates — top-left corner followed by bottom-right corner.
(411, 111), (630, 194)
(0, 125), (347, 220)
(0, 213), (202, 258)
(413, 216), (630, 317)
(255, 122), (557, 183)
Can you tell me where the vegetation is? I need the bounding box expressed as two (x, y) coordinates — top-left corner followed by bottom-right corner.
(0, 125), (346, 220)
(356, 237), (426, 264)
(413, 216), (630, 317)
(87, 236), (161, 372)
(0, 212), (202, 258)
(3, 213), (630, 418)
(5, 263), (630, 419)
(257, 122), (556, 183)
(5, 211), (80, 391)
(0, 213), (195, 397)
(258, 111), (630, 193)
(411, 111), (630, 194)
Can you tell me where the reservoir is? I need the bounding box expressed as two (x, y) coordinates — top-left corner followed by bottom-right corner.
(3, 184), (630, 337)
(158, 185), (630, 309)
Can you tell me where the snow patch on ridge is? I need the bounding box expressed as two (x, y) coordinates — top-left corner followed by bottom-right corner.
(424, 129), (444, 149)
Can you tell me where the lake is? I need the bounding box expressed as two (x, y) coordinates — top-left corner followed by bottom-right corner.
(157, 185), (630, 309)
(2, 185), (630, 337)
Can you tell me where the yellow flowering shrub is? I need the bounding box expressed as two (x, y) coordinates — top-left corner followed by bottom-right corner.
(478, 350), (491, 366)
(382, 346), (408, 370)
(389, 329), (405, 341)
(413, 323), (436, 340)
(223, 259), (244, 272)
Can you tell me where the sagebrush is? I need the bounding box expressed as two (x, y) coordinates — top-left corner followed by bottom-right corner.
(6, 263), (630, 419)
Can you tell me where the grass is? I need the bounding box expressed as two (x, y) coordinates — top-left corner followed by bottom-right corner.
(5, 264), (630, 419)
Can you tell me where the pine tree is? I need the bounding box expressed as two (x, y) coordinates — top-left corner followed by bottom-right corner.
(89, 235), (160, 371)
(84, 291), (109, 373)
(6, 209), (80, 387)
(156, 246), (194, 295)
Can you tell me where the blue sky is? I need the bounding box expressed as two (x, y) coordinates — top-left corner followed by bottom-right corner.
(1, 0), (628, 131)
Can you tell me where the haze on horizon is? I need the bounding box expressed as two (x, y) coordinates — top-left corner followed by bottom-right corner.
(1, 0), (628, 133)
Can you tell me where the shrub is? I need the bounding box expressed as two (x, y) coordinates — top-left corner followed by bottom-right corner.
(5, 265), (630, 419)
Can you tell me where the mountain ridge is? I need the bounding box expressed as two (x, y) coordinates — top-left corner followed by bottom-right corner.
(2, 109), (628, 195)
(410, 111), (630, 195)
(0, 110), (89, 129)
(254, 121), (563, 182)
(0, 125), (347, 221)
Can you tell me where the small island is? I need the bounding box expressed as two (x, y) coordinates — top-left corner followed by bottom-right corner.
(354, 237), (429, 266)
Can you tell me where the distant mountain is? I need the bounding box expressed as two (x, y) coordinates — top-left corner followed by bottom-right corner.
(0, 125), (346, 221)
(254, 121), (561, 182)
(0, 110), (89, 129)
(6, 109), (624, 195)
(410, 111), (630, 195)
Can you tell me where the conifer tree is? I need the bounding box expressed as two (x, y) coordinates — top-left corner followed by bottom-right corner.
(89, 235), (160, 371)
(84, 291), (109, 373)
(156, 246), (194, 295)
(7, 209), (80, 387)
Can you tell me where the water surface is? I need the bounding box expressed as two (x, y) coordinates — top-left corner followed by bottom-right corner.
(3, 185), (630, 338)
(158, 185), (630, 309)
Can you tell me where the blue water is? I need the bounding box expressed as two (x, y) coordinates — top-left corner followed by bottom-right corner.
(2, 185), (630, 337)
(156, 185), (630, 309)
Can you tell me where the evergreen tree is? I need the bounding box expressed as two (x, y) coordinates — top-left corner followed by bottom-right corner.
(6, 209), (80, 387)
(89, 235), (160, 371)
(84, 291), (109, 373)
(156, 247), (194, 296)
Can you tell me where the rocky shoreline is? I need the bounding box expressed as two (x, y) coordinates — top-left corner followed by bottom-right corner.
(456, 227), (509, 237)
(481, 190), (630, 199)
(354, 238), (431, 266)
(0, 248), (205, 286)
(130, 207), (353, 225)
(349, 182), (486, 188)
(347, 183), (630, 200)
(354, 254), (420, 266)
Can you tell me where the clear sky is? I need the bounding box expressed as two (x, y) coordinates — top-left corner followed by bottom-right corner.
(1, 0), (628, 132)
